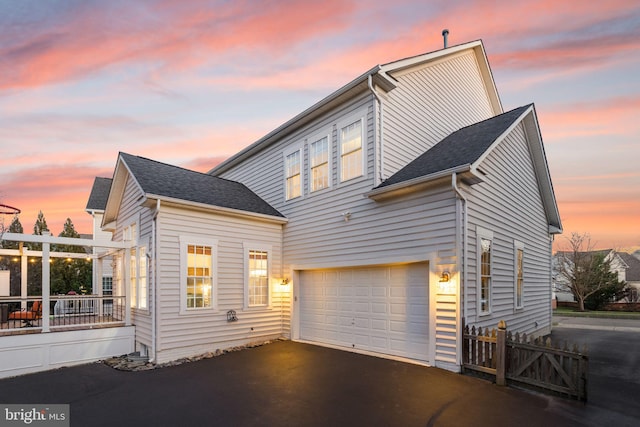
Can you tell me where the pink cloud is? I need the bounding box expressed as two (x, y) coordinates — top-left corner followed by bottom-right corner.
(0, 0), (356, 90)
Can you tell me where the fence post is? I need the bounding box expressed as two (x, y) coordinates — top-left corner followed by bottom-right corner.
(496, 320), (507, 386)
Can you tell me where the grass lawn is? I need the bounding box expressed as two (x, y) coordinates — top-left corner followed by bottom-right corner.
(553, 307), (640, 320)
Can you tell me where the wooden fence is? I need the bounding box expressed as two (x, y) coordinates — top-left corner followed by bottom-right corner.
(462, 321), (588, 401)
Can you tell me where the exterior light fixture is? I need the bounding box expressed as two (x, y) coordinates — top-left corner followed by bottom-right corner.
(280, 278), (290, 291)
(439, 271), (451, 283)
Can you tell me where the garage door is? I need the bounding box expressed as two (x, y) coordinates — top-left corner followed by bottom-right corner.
(299, 263), (429, 362)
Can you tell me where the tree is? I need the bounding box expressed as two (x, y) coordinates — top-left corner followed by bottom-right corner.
(554, 232), (626, 311)
(50, 218), (92, 295)
(26, 211), (50, 295)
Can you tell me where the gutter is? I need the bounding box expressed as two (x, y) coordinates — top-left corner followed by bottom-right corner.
(149, 199), (160, 363)
(365, 165), (473, 199)
(368, 75), (385, 183)
(451, 173), (468, 329)
(142, 194), (288, 225)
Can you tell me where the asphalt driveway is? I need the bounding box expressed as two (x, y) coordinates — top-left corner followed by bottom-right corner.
(0, 340), (601, 427)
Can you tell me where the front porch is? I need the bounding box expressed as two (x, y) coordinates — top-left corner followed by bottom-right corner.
(0, 232), (135, 378)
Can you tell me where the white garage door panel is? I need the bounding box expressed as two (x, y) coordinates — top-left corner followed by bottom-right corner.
(299, 263), (429, 362)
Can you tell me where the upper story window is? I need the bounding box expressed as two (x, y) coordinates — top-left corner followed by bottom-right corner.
(285, 149), (301, 200)
(340, 119), (363, 182)
(310, 135), (330, 192)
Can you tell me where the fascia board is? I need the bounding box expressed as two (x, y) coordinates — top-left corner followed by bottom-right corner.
(144, 194), (288, 225)
(365, 165), (472, 200)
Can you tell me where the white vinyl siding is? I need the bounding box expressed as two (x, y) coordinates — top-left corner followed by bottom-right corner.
(154, 206), (284, 364)
(382, 51), (495, 178)
(466, 122), (552, 333)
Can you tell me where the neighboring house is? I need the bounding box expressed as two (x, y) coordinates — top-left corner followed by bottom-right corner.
(93, 40), (562, 371)
(552, 249), (629, 302)
(85, 177), (115, 296)
(616, 252), (640, 301)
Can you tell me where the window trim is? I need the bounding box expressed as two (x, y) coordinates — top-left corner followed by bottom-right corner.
(514, 241), (525, 310)
(477, 227), (494, 316)
(308, 131), (332, 193)
(338, 112), (366, 183)
(283, 144), (303, 201)
(137, 239), (149, 311)
(179, 235), (218, 315)
(243, 243), (272, 310)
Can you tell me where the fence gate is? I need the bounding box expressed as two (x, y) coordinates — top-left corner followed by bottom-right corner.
(462, 322), (588, 401)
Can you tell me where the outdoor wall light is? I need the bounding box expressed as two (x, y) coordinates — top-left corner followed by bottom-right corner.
(280, 278), (290, 291)
(439, 271), (451, 283)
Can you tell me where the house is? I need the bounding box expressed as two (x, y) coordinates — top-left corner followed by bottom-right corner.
(613, 252), (640, 302)
(95, 39), (562, 371)
(85, 177), (115, 295)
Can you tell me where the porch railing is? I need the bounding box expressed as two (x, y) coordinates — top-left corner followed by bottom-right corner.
(0, 295), (125, 333)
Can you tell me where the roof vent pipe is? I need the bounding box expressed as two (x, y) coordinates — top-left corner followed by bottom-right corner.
(442, 29), (449, 48)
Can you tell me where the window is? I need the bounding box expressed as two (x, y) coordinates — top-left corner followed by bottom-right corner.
(180, 236), (217, 312)
(514, 242), (524, 309)
(340, 119), (363, 182)
(310, 135), (330, 192)
(138, 246), (147, 309)
(285, 150), (301, 200)
(477, 227), (493, 315)
(102, 277), (113, 296)
(130, 248), (137, 308)
(248, 250), (269, 307)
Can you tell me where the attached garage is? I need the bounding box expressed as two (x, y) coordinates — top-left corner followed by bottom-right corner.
(298, 263), (430, 362)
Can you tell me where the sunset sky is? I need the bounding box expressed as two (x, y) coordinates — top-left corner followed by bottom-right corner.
(0, 0), (638, 252)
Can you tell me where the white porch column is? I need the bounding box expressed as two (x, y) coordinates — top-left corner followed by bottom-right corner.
(20, 243), (27, 310)
(123, 250), (131, 326)
(41, 233), (51, 332)
(97, 257), (104, 317)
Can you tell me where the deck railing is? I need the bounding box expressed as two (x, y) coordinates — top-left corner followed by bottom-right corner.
(0, 295), (125, 334)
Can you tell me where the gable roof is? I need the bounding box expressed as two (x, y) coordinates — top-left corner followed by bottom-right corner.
(85, 177), (112, 212)
(103, 153), (284, 226)
(209, 40), (501, 176)
(366, 104), (562, 234)
(375, 105), (531, 189)
(617, 252), (640, 281)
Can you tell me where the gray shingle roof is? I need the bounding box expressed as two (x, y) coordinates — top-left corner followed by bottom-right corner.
(85, 177), (112, 211)
(618, 252), (640, 281)
(120, 153), (284, 218)
(376, 105), (531, 188)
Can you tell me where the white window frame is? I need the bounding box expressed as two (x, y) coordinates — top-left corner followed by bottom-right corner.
(514, 241), (525, 310)
(308, 131), (332, 193)
(179, 235), (218, 314)
(243, 243), (272, 309)
(338, 112), (366, 183)
(283, 144), (303, 201)
(137, 239), (149, 310)
(477, 227), (493, 316)
(123, 223), (138, 308)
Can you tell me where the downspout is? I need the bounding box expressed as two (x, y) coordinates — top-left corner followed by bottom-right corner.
(149, 199), (160, 363)
(368, 74), (385, 183)
(452, 173), (468, 325)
